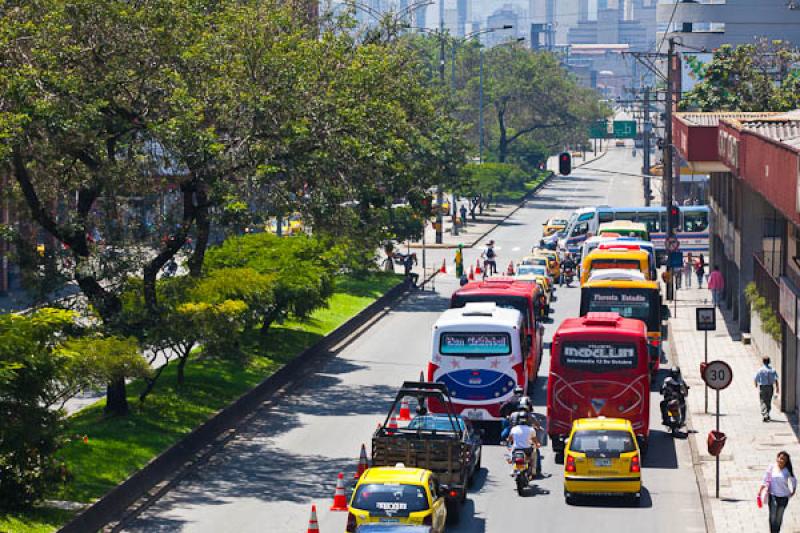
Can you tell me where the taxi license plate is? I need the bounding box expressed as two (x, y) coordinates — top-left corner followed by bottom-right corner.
(379, 518), (399, 523)
(594, 458), (611, 467)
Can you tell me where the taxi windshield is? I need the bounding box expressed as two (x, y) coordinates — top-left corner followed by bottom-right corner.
(353, 483), (429, 516)
(570, 430), (636, 456)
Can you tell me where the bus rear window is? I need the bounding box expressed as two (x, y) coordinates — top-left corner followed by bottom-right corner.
(452, 295), (530, 328)
(352, 484), (429, 517)
(440, 333), (511, 356)
(560, 342), (638, 372)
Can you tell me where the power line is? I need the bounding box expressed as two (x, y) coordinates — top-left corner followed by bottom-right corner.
(657, 1), (680, 54)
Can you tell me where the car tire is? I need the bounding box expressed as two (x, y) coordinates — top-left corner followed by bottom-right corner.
(445, 499), (460, 524)
(564, 490), (575, 505)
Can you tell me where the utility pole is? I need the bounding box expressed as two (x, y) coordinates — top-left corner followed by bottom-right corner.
(479, 47), (484, 163)
(664, 37), (676, 233)
(436, 0), (445, 244)
(643, 86), (652, 206)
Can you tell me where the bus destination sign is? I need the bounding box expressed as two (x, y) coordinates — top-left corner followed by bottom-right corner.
(561, 343), (637, 371)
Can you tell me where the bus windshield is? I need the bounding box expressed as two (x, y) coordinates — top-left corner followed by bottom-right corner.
(581, 288), (659, 331)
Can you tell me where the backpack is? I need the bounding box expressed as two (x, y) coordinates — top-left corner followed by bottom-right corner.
(486, 247), (496, 259)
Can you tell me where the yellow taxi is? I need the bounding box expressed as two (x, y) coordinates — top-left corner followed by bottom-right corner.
(563, 417), (642, 505)
(520, 255), (554, 282)
(532, 248), (561, 279)
(347, 465), (447, 532)
(265, 213), (304, 236)
(515, 263), (552, 297)
(542, 217), (568, 237)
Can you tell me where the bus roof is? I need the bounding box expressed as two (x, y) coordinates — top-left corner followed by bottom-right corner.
(436, 302), (522, 329)
(586, 248), (649, 261)
(555, 313), (648, 338)
(582, 278), (659, 290)
(454, 278), (537, 298)
(598, 220), (648, 231)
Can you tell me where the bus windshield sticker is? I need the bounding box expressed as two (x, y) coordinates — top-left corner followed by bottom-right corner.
(441, 333), (511, 355)
(591, 293), (647, 304)
(561, 343), (638, 371)
(591, 260), (640, 270)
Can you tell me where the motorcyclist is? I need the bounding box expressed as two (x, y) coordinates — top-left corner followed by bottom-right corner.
(499, 386), (525, 440)
(660, 367), (689, 426)
(560, 253), (577, 286)
(507, 410), (542, 477)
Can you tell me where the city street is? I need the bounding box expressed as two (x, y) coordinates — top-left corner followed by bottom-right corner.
(122, 145), (706, 533)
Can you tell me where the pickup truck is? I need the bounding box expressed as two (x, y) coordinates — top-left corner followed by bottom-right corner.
(372, 382), (482, 523)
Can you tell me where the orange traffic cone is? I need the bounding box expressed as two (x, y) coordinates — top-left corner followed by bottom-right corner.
(398, 397), (411, 421)
(330, 472), (349, 511)
(439, 259), (446, 273)
(387, 415), (398, 435)
(354, 443), (369, 479)
(475, 259), (482, 275)
(307, 504), (320, 532)
(507, 261), (515, 275)
(468, 266), (475, 280)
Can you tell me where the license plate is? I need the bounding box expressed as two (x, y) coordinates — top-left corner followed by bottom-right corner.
(379, 518), (399, 523)
(514, 463), (526, 470)
(465, 410), (484, 419)
(594, 458), (611, 467)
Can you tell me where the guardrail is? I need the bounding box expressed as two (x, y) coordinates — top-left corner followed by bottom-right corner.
(58, 278), (410, 533)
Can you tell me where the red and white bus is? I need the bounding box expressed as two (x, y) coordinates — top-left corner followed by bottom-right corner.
(547, 313), (651, 452)
(428, 303), (528, 429)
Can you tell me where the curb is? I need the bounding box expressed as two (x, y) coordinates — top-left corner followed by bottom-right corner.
(668, 321), (717, 533)
(58, 278), (412, 533)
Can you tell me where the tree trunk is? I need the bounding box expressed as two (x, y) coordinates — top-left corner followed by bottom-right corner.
(188, 200), (210, 278)
(497, 106), (509, 163)
(176, 354), (188, 387)
(104, 377), (128, 416)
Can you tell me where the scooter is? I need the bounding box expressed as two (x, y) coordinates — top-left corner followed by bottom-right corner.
(509, 449), (537, 495)
(664, 397), (683, 437)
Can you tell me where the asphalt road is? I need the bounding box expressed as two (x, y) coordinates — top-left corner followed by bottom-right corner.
(123, 145), (706, 533)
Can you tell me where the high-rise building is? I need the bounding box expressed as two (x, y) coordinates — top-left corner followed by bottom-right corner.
(486, 4), (521, 46)
(457, 0), (470, 37)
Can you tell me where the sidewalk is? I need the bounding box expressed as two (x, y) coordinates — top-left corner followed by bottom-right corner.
(669, 285), (800, 533)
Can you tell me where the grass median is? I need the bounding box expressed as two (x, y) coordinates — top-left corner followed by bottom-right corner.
(0, 272), (402, 533)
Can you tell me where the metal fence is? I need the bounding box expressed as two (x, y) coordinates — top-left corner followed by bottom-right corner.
(754, 251), (780, 315)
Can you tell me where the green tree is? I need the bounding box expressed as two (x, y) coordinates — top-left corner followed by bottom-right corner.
(681, 40), (800, 112)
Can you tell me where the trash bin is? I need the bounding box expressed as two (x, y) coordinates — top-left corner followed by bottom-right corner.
(707, 430), (727, 457)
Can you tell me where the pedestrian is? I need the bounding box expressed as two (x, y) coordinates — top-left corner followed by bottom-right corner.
(402, 253), (419, 288)
(758, 451), (796, 532)
(695, 253), (706, 288)
(683, 253), (693, 288)
(708, 265), (725, 307)
(481, 240), (497, 276)
(460, 204), (468, 227)
(674, 264), (682, 289)
(755, 356), (780, 422)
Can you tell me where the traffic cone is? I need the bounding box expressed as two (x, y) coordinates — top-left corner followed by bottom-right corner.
(398, 397), (411, 422)
(468, 266), (475, 280)
(387, 415), (398, 435)
(354, 443), (369, 479)
(439, 259), (446, 273)
(307, 504), (320, 532)
(475, 259), (482, 275)
(330, 472), (349, 511)
(507, 261), (515, 275)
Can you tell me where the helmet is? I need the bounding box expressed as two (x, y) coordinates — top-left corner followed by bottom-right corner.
(670, 367), (682, 379)
(513, 410), (530, 426)
(513, 386), (524, 396)
(519, 397), (533, 412)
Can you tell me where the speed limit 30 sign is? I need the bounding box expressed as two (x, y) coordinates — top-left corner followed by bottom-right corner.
(703, 360), (733, 390)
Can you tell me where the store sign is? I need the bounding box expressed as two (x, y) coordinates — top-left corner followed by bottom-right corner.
(561, 343), (638, 371)
(779, 277), (797, 334)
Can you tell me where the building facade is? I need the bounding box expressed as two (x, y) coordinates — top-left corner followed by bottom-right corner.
(657, 0), (800, 50)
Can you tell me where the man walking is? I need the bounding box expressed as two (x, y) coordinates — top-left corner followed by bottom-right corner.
(755, 356), (780, 422)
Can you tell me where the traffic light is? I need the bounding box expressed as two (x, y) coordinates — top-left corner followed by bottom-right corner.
(668, 204), (680, 231)
(559, 152), (572, 175)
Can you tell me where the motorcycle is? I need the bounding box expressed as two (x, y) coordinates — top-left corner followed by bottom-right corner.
(508, 449), (538, 495)
(562, 267), (575, 287)
(663, 396), (684, 437)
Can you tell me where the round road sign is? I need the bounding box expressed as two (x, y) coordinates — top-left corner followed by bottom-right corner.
(666, 236), (680, 253)
(703, 360), (733, 390)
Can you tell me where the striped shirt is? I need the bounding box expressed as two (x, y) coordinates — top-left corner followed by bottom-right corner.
(755, 365), (779, 386)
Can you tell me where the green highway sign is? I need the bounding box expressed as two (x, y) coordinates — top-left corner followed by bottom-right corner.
(613, 120), (637, 139)
(590, 120), (610, 139)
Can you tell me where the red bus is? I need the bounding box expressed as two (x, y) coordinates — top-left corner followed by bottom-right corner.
(449, 278), (545, 390)
(547, 313), (651, 452)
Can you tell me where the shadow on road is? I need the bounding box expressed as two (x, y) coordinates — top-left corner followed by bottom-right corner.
(567, 486), (653, 509)
(644, 429), (679, 469)
(451, 499), (486, 533)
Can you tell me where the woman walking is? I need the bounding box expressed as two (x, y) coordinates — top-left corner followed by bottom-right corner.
(695, 253), (706, 288)
(683, 253), (693, 288)
(759, 451), (797, 532)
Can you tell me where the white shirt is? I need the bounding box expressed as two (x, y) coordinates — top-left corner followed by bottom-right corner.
(764, 465), (797, 497)
(755, 365), (779, 386)
(509, 424), (535, 450)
